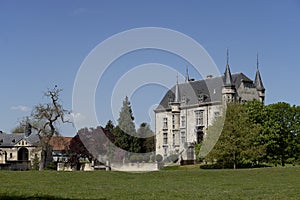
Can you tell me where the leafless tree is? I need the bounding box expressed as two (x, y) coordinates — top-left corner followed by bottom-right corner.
(30, 86), (71, 170)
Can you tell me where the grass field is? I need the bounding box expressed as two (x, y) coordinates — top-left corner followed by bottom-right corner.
(0, 167), (299, 200)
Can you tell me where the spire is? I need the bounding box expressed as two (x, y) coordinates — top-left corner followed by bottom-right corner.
(227, 48), (229, 66)
(224, 48), (233, 86)
(175, 73), (180, 102)
(185, 66), (190, 82)
(255, 53), (265, 91)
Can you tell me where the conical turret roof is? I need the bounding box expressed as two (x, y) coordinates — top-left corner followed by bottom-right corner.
(224, 63), (233, 86)
(255, 68), (265, 91)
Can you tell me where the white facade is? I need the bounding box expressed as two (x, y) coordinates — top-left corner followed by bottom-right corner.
(155, 64), (265, 162)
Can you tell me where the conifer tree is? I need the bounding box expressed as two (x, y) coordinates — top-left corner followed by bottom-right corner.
(115, 96), (141, 153)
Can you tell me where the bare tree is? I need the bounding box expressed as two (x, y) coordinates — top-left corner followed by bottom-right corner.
(30, 86), (71, 170)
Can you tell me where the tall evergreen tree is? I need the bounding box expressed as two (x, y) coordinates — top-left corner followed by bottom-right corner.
(115, 96), (140, 153)
(118, 96), (136, 135)
(105, 120), (115, 133)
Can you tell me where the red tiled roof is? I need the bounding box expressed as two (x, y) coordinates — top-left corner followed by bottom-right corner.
(49, 136), (72, 151)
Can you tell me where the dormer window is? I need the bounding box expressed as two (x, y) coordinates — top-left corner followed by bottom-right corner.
(198, 94), (208, 103)
(181, 95), (186, 103)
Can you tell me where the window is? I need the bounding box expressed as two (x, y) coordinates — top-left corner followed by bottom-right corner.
(164, 147), (168, 157)
(195, 110), (204, 126)
(163, 117), (168, 129)
(181, 116), (186, 127)
(163, 132), (168, 144)
(181, 131), (186, 145)
(10, 153), (13, 158)
(172, 133), (175, 146)
(172, 115), (175, 129)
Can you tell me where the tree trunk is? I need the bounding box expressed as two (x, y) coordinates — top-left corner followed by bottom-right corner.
(233, 151), (236, 170)
(281, 154), (285, 167)
(39, 149), (47, 170)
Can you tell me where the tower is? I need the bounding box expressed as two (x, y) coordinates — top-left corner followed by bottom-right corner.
(170, 74), (181, 152)
(222, 49), (236, 104)
(255, 53), (265, 103)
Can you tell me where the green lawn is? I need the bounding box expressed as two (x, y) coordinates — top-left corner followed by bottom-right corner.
(0, 167), (299, 200)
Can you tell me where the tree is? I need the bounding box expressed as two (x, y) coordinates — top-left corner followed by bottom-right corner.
(244, 100), (267, 125)
(263, 102), (300, 166)
(68, 134), (93, 169)
(11, 123), (24, 134)
(104, 120), (116, 162)
(206, 103), (265, 169)
(105, 120), (115, 133)
(118, 96), (136, 135)
(12, 118), (33, 136)
(137, 122), (155, 153)
(115, 96), (141, 153)
(29, 86), (70, 170)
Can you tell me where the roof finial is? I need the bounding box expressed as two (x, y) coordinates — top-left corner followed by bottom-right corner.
(185, 66), (189, 82)
(224, 48), (233, 87)
(175, 72), (180, 102)
(226, 48), (229, 66)
(256, 52), (259, 70)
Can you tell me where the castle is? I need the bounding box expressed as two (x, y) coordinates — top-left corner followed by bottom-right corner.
(154, 53), (265, 163)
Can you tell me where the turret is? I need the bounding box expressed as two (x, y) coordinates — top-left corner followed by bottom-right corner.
(222, 49), (236, 104)
(255, 54), (265, 103)
(170, 74), (180, 151)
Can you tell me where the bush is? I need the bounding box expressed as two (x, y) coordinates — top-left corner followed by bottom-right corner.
(45, 162), (57, 170)
(129, 154), (150, 163)
(155, 154), (163, 162)
(167, 154), (179, 163)
(31, 154), (40, 170)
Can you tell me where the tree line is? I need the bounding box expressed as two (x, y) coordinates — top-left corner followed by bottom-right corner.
(68, 96), (156, 167)
(202, 101), (300, 169)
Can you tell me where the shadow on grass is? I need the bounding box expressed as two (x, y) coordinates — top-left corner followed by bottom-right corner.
(0, 195), (107, 200)
(200, 163), (272, 169)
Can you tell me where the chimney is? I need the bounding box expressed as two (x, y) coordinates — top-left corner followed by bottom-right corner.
(25, 123), (32, 137)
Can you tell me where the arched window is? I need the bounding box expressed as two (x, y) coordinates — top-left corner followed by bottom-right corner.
(18, 147), (29, 161)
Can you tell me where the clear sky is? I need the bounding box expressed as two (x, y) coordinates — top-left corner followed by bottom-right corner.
(0, 0), (299, 136)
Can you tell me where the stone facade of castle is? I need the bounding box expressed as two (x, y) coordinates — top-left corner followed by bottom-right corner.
(154, 56), (265, 163)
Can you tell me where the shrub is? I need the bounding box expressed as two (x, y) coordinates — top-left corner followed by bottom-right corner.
(129, 154), (150, 163)
(155, 154), (163, 162)
(167, 154), (179, 163)
(45, 162), (57, 170)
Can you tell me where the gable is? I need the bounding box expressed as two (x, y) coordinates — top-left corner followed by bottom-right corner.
(0, 133), (39, 147)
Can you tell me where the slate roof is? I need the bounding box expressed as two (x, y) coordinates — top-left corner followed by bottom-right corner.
(0, 133), (40, 147)
(224, 64), (234, 86)
(155, 72), (254, 111)
(255, 69), (265, 91)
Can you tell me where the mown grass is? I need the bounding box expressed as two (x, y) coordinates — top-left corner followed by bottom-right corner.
(0, 167), (299, 199)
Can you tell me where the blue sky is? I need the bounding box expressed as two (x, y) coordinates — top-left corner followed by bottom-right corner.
(0, 1), (299, 136)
